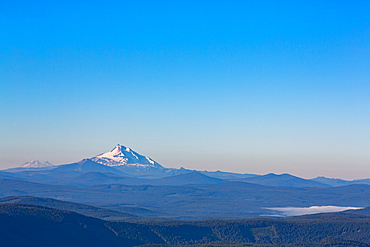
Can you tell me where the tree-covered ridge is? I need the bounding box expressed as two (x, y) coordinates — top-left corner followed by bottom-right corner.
(138, 238), (370, 247)
(0, 195), (138, 220)
(1, 203), (370, 247)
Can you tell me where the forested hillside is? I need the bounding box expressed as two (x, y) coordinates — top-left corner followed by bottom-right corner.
(1, 203), (370, 247)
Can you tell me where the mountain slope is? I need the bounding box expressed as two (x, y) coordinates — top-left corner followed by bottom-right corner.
(311, 176), (353, 187)
(153, 171), (226, 185)
(51, 159), (127, 176)
(312, 177), (370, 187)
(242, 173), (330, 188)
(353, 179), (370, 186)
(0, 195), (137, 220)
(344, 206), (370, 217)
(0, 203), (145, 247)
(69, 171), (226, 186)
(200, 170), (257, 180)
(0, 171), (22, 180)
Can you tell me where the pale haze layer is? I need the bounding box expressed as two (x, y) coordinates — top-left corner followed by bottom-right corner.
(0, 1), (369, 179)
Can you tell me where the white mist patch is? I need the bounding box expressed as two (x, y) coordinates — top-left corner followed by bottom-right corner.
(266, 206), (363, 217)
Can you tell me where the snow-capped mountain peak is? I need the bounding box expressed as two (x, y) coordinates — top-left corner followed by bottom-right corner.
(20, 160), (54, 168)
(90, 144), (163, 168)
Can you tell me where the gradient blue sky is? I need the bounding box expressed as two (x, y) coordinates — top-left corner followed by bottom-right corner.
(1, 0), (369, 179)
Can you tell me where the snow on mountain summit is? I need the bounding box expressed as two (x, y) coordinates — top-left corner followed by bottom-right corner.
(90, 144), (163, 168)
(21, 160), (54, 168)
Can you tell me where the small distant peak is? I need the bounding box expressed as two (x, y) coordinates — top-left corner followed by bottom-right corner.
(20, 160), (54, 168)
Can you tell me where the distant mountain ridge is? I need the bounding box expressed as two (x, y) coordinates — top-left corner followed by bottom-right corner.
(3, 144), (370, 188)
(312, 176), (370, 186)
(242, 173), (330, 188)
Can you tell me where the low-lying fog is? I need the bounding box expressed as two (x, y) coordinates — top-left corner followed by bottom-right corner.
(265, 206), (363, 217)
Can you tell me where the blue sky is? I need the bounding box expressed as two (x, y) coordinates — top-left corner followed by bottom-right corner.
(1, 0), (369, 179)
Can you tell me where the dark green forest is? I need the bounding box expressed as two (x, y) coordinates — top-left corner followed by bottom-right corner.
(0, 203), (370, 247)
